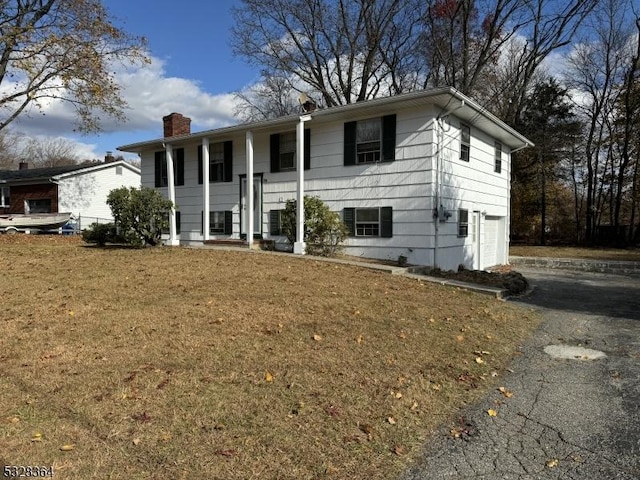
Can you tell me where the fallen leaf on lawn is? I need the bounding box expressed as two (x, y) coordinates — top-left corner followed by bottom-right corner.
(475, 357), (485, 364)
(359, 423), (374, 436)
(356, 335), (364, 344)
(393, 445), (407, 455)
(60, 444), (75, 451)
(545, 458), (559, 468)
(215, 449), (237, 457)
(325, 465), (339, 474)
(132, 438), (141, 445)
(31, 432), (43, 442)
(387, 416), (397, 425)
(313, 334), (322, 341)
(265, 371), (274, 382)
(487, 409), (497, 417)
(498, 387), (514, 398)
(456, 335), (465, 342)
(353, 309), (360, 316)
(411, 401), (419, 410)
(394, 392), (403, 399)
(68, 311), (75, 316)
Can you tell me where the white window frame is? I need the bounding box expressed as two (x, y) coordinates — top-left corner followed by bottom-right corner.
(494, 141), (502, 173)
(210, 142), (225, 182)
(356, 118), (382, 164)
(279, 132), (296, 171)
(458, 209), (469, 237)
(460, 124), (470, 162)
(210, 211), (226, 234)
(355, 207), (381, 237)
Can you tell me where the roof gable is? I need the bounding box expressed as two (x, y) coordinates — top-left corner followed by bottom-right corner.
(0, 161), (140, 184)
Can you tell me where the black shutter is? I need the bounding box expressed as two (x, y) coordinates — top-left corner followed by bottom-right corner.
(224, 210), (233, 235)
(175, 211), (181, 234)
(175, 148), (185, 186)
(200, 211), (203, 234)
(270, 210), (282, 235)
(197, 145), (203, 185)
(270, 134), (280, 173)
(344, 122), (356, 166)
(343, 208), (355, 236)
(154, 151), (163, 187)
(382, 115), (396, 163)
(304, 129), (311, 170)
(224, 141), (233, 182)
(381, 207), (393, 237)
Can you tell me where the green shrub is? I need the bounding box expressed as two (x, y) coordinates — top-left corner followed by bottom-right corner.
(281, 196), (349, 257)
(106, 186), (174, 247)
(82, 222), (118, 246)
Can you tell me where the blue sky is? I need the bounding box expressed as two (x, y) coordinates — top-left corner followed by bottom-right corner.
(11, 0), (259, 161)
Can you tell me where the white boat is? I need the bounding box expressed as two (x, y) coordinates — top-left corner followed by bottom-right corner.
(0, 212), (73, 232)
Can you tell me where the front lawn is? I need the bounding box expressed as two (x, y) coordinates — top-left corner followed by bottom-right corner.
(0, 236), (540, 479)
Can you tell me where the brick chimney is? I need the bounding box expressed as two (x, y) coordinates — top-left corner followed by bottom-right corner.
(18, 161), (28, 170)
(163, 113), (191, 137)
(104, 151), (116, 163)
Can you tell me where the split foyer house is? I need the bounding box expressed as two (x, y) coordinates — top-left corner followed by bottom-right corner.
(117, 87), (532, 270)
(0, 158), (141, 226)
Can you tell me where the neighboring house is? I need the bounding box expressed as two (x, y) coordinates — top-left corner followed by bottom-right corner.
(0, 157), (141, 227)
(117, 87), (532, 270)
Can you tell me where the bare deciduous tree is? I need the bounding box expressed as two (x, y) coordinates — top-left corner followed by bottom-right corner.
(22, 136), (79, 167)
(563, 0), (637, 243)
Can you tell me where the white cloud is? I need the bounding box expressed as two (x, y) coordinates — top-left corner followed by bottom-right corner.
(5, 52), (241, 160)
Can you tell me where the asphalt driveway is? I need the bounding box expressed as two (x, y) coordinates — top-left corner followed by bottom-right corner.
(402, 268), (640, 479)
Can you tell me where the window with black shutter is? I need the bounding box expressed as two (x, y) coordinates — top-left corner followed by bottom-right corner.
(270, 130), (311, 172)
(154, 148), (184, 187)
(198, 141), (233, 184)
(344, 115), (396, 165)
(343, 207), (392, 237)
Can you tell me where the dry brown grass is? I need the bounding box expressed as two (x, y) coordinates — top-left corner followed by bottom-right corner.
(1, 235), (540, 480)
(510, 245), (640, 262)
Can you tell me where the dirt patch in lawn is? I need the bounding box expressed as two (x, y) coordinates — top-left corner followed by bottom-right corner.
(0, 235), (541, 480)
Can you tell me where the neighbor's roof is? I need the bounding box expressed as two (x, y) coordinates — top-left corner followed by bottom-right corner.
(117, 87), (534, 153)
(0, 161), (140, 184)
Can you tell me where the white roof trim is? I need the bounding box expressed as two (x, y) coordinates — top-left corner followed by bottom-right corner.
(52, 160), (141, 180)
(117, 87), (533, 152)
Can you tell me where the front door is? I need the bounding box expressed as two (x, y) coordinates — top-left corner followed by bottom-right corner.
(240, 175), (262, 238)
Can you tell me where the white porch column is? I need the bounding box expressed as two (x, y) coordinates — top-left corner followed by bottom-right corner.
(246, 131), (254, 248)
(202, 138), (210, 241)
(165, 143), (179, 246)
(294, 115), (311, 254)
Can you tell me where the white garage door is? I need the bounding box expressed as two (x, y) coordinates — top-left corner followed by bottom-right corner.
(482, 216), (500, 268)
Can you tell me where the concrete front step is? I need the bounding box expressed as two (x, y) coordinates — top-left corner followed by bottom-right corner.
(509, 256), (640, 276)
